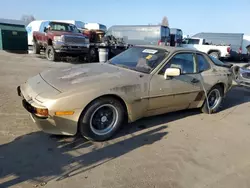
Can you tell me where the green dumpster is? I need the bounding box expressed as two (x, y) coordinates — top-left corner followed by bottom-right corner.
(0, 19), (28, 53)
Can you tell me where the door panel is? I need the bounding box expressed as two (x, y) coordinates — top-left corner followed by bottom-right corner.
(147, 74), (174, 115)
(147, 74), (202, 114)
(147, 52), (203, 115)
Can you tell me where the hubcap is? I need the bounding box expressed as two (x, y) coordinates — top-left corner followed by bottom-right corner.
(90, 104), (118, 136)
(208, 89), (221, 110)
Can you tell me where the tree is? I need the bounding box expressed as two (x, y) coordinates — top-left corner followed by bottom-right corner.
(20, 15), (35, 26)
(161, 16), (169, 27)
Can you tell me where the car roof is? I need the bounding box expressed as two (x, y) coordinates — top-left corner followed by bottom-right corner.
(134, 44), (202, 54)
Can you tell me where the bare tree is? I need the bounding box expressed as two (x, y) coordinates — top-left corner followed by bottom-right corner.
(20, 15), (35, 26)
(161, 16), (169, 27)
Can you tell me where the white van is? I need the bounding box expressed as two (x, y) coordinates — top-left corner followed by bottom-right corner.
(84, 23), (107, 31)
(26, 20), (46, 46)
(52, 20), (85, 29)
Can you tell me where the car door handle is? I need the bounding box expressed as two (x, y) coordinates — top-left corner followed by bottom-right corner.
(191, 78), (199, 83)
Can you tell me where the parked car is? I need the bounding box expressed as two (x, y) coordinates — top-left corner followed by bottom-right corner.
(106, 25), (171, 46)
(17, 45), (233, 141)
(33, 21), (89, 61)
(192, 32), (248, 61)
(182, 37), (231, 59)
(170, 28), (183, 47)
(232, 63), (250, 87)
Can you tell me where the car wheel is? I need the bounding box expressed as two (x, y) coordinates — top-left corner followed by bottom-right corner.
(33, 41), (40, 54)
(201, 85), (223, 114)
(209, 51), (220, 59)
(79, 97), (125, 141)
(46, 45), (58, 61)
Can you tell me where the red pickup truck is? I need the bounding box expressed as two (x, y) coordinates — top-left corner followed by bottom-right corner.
(33, 21), (89, 61)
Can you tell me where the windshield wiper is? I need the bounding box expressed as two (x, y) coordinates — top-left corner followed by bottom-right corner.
(116, 64), (135, 71)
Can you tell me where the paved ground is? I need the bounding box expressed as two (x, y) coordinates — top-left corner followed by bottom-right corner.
(0, 51), (250, 188)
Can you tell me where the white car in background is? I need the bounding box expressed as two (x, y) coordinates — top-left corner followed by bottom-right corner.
(182, 37), (231, 60)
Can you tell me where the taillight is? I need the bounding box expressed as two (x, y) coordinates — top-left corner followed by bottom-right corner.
(238, 47), (242, 54)
(227, 47), (231, 53)
(158, 40), (165, 46)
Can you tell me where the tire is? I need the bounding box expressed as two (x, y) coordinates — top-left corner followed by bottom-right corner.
(45, 45), (58, 61)
(33, 40), (40, 54)
(89, 47), (97, 62)
(201, 85), (224, 114)
(209, 51), (220, 59)
(78, 97), (125, 141)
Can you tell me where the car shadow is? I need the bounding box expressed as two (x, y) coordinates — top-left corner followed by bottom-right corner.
(220, 85), (250, 111)
(1, 86), (248, 187)
(0, 108), (201, 187)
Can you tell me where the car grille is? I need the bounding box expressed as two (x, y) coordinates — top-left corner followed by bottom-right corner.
(64, 35), (86, 44)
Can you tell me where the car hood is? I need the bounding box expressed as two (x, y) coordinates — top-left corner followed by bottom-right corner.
(40, 63), (146, 93)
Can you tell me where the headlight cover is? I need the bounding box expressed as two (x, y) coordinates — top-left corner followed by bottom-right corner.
(54, 36), (64, 42)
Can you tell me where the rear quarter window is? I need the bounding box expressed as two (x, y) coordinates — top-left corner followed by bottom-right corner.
(209, 55), (226, 66)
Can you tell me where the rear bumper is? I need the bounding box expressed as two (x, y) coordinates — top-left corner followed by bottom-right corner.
(53, 41), (90, 54)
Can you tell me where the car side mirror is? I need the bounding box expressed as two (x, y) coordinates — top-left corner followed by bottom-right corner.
(164, 68), (181, 79)
(44, 27), (48, 32)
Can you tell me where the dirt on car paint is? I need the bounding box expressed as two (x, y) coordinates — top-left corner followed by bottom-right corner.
(110, 84), (141, 94)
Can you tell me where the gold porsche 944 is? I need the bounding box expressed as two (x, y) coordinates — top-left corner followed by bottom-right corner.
(17, 45), (233, 141)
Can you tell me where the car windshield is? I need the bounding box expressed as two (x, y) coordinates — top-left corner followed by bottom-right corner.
(108, 47), (168, 74)
(183, 38), (200, 44)
(49, 22), (80, 33)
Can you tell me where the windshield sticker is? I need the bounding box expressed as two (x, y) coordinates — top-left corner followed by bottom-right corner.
(146, 54), (153, 60)
(142, 49), (158, 54)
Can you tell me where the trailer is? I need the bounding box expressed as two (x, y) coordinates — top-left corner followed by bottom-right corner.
(106, 25), (171, 46)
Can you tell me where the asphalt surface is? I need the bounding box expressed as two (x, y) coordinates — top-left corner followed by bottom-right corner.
(0, 51), (250, 188)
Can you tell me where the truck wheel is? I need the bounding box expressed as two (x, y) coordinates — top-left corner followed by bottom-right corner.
(46, 46), (58, 61)
(89, 47), (97, 62)
(33, 41), (40, 54)
(209, 51), (220, 59)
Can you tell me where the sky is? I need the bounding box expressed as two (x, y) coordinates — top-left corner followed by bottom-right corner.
(1, 0), (250, 36)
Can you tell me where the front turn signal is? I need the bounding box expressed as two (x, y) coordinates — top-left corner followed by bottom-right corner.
(55, 111), (74, 116)
(35, 108), (49, 117)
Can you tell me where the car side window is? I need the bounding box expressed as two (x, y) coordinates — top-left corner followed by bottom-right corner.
(197, 54), (211, 72)
(159, 53), (197, 75)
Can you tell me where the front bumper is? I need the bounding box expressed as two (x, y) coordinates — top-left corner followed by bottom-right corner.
(17, 85), (78, 136)
(53, 41), (90, 54)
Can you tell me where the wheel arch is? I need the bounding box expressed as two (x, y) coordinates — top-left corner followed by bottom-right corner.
(48, 38), (53, 46)
(214, 82), (225, 96)
(208, 49), (221, 56)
